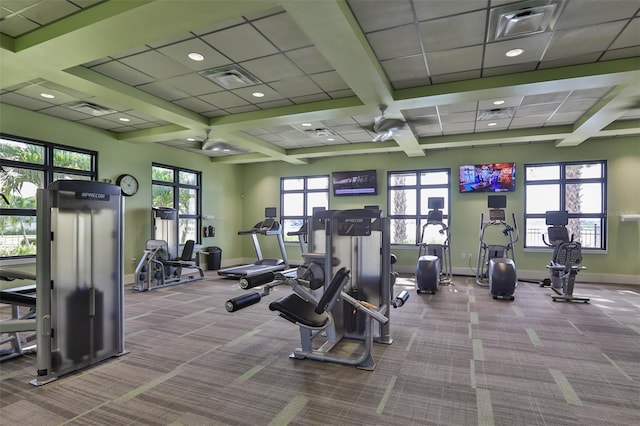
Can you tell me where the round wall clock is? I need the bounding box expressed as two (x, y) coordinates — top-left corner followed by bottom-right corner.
(116, 173), (139, 196)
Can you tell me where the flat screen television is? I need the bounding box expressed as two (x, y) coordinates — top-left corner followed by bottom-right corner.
(332, 169), (377, 196)
(459, 163), (515, 193)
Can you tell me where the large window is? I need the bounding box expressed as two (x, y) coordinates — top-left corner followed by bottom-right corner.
(0, 134), (97, 259)
(152, 164), (201, 244)
(524, 161), (607, 250)
(387, 169), (450, 245)
(280, 175), (329, 243)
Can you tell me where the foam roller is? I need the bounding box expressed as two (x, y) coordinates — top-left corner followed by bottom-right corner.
(225, 292), (261, 312)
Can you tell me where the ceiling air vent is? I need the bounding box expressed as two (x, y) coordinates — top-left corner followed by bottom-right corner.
(64, 101), (116, 116)
(199, 65), (261, 89)
(488, 0), (565, 42)
(304, 128), (336, 137)
(477, 107), (516, 121)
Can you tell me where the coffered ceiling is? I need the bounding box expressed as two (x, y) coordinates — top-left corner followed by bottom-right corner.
(1, 0), (639, 165)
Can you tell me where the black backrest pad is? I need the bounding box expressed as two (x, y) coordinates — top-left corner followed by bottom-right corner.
(314, 267), (350, 315)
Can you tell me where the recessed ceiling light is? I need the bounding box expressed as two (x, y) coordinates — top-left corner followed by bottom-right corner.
(40, 93), (55, 99)
(252, 92), (265, 98)
(301, 123), (312, 127)
(223, 148), (230, 152)
(488, 122), (498, 127)
(327, 138), (335, 141)
(118, 117), (130, 122)
(188, 52), (205, 61)
(505, 48), (524, 57)
(187, 137), (196, 141)
(493, 100), (506, 105)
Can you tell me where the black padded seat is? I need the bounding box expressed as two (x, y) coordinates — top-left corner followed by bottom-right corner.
(269, 294), (329, 328)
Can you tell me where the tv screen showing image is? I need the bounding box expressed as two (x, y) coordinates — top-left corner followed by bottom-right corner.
(459, 163), (515, 193)
(332, 169), (377, 196)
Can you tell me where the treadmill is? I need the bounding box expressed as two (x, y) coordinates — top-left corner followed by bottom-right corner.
(218, 207), (289, 279)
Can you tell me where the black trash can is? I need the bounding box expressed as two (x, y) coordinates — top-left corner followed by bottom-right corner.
(205, 246), (222, 270)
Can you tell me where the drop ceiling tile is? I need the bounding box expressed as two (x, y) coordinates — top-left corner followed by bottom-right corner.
(290, 93), (331, 104)
(0, 14), (39, 37)
(440, 102), (478, 113)
(600, 45), (640, 60)
(347, 0), (414, 33)
(556, 99), (597, 113)
(157, 38), (232, 71)
(137, 81), (189, 101)
(78, 116), (121, 129)
(225, 105), (260, 114)
(269, 76), (322, 98)
(414, 0), (487, 21)
(20, 0), (79, 25)
(310, 71), (349, 92)
(483, 33), (552, 68)
(39, 105), (93, 121)
(404, 106), (438, 118)
(515, 103), (560, 116)
(322, 136), (347, 145)
(253, 12), (312, 51)
(442, 121), (475, 134)
(90, 61), (155, 86)
(147, 33), (193, 49)
(109, 45), (151, 60)
(475, 119), (510, 132)
(548, 111), (584, 124)
(367, 24), (422, 61)
(332, 124), (368, 135)
(101, 113), (146, 125)
(202, 110), (229, 118)
(164, 73), (223, 96)
(242, 5), (286, 21)
(431, 70), (482, 84)
(537, 52), (602, 69)
(244, 128), (271, 136)
(440, 111), (476, 124)
(240, 54), (305, 83)
(567, 87), (613, 100)
(173, 97), (214, 113)
(482, 62), (538, 77)
(199, 91), (249, 109)
(343, 132), (373, 142)
(286, 47), (333, 74)
(15, 85), (78, 105)
(556, 0), (639, 30)
(119, 51), (193, 79)
(610, 17), (640, 49)
(256, 99), (295, 109)
(523, 92), (571, 105)
(111, 126), (138, 133)
(193, 18), (247, 36)
(478, 97), (523, 109)
(232, 84), (284, 103)
(380, 56), (429, 88)
(323, 117), (357, 126)
(420, 10), (486, 52)
(200, 24), (279, 63)
(426, 45), (483, 75)
(328, 89), (356, 99)
(0, 92), (52, 110)
(544, 21), (627, 61)
(509, 115), (550, 128)
(414, 124), (443, 136)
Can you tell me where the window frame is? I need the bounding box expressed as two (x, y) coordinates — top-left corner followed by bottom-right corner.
(523, 160), (607, 251)
(280, 174), (330, 243)
(1, 133), (97, 260)
(151, 163), (202, 246)
(387, 168), (451, 246)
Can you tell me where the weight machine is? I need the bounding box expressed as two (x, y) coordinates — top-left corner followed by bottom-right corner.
(416, 197), (452, 294)
(225, 208), (408, 370)
(541, 211), (590, 303)
(476, 195), (519, 300)
(133, 208), (204, 291)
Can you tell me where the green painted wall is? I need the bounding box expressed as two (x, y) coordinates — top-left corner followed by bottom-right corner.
(2, 103), (639, 284)
(0, 104), (243, 280)
(241, 137), (640, 280)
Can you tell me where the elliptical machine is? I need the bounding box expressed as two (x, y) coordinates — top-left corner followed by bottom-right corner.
(416, 197), (452, 294)
(541, 210), (590, 303)
(476, 195), (519, 300)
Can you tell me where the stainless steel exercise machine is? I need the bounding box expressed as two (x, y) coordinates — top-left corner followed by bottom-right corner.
(476, 195), (519, 300)
(541, 210), (590, 303)
(416, 197), (452, 294)
(31, 180), (126, 385)
(217, 207), (289, 279)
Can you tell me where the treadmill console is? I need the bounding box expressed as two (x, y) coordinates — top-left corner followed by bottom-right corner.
(260, 218), (275, 231)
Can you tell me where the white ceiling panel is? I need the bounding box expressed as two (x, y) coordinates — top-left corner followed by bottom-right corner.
(200, 24), (279, 63)
(419, 10), (487, 52)
(252, 12), (312, 51)
(156, 38), (232, 71)
(240, 54), (305, 83)
(119, 51), (192, 80)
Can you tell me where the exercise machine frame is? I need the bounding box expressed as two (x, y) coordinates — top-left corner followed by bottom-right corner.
(416, 197), (452, 294)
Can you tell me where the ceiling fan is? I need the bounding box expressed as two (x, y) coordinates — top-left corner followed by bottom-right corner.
(364, 105), (434, 142)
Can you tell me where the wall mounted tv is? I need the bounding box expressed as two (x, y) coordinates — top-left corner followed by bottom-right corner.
(459, 163), (516, 193)
(332, 169), (377, 196)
